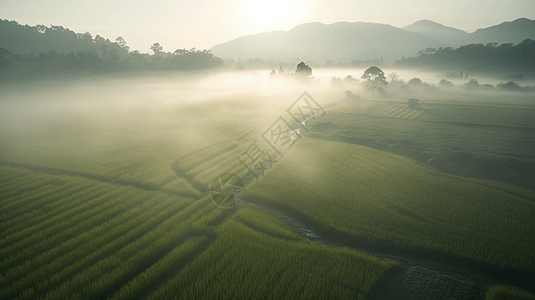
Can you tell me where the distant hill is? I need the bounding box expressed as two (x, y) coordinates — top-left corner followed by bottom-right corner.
(402, 19), (468, 46)
(464, 18), (535, 45)
(211, 18), (535, 62)
(211, 22), (442, 63)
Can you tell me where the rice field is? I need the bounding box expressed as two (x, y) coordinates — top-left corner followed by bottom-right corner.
(328, 102), (427, 120)
(246, 138), (535, 270)
(0, 80), (400, 299)
(0, 165), (397, 300)
(2, 75), (534, 299)
(485, 285), (535, 300)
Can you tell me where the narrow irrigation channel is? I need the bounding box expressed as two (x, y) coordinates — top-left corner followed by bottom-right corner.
(243, 197), (535, 300)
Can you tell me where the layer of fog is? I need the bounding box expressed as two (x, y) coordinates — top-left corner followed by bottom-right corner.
(2, 69), (533, 125)
(1, 69), (534, 172)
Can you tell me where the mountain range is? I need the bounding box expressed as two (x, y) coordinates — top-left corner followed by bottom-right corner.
(211, 18), (535, 63)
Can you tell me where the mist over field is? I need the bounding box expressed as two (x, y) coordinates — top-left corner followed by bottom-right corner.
(2, 69), (534, 189)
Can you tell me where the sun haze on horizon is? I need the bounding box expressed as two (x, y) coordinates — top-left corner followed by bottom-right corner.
(241, 0), (306, 33)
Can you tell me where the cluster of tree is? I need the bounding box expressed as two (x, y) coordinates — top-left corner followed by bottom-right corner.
(391, 75), (535, 94)
(0, 19), (109, 55)
(399, 76), (535, 93)
(323, 58), (387, 69)
(125, 45), (224, 71)
(394, 39), (535, 77)
(0, 20), (224, 81)
(228, 57), (315, 72)
(331, 66), (535, 98)
(332, 66), (388, 98)
(227, 57), (387, 71)
(267, 61), (313, 78)
(0, 46), (224, 81)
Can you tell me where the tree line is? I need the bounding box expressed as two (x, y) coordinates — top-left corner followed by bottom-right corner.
(394, 39), (535, 77)
(0, 20), (224, 81)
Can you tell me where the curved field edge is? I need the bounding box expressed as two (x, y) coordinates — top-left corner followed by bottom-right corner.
(246, 137), (535, 271)
(0, 166), (397, 300)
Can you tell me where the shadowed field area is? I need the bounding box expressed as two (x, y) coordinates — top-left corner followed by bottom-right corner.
(312, 99), (535, 190)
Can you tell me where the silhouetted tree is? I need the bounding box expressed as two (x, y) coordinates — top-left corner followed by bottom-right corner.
(165, 48), (224, 70)
(94, 35), (106, 45)
(407, 77), (423, 86)
(438, 79), (454, 88)
(464, 78), (480, 89)
(173, 48), (187, 56)
(36, 24), (46, 33)
(295, 61), (312, 77)
(361, 66), (387, 98)
(115, 36), (129, 52)
(150, 42), (163, 55)
(388, 72), (399, 82)
(497, 81), (521, 91)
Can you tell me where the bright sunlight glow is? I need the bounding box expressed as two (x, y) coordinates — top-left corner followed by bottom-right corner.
(243, 0), (303, 31)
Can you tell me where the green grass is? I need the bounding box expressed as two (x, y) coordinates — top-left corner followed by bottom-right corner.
(486, 285), (535, 300)
(247, 137), (535, 270)
(145, 218), (397, 300)
(232, 206), (299, 240)
(0, 165), (396, 299)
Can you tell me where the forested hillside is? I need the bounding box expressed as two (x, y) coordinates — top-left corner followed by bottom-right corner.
(0, 19), (224, 81)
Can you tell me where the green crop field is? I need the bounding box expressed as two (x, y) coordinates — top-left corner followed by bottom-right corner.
(328, 102), (427, 120)
(1, 75), (535, 299)
(0, 78), (400, 299)
(485, 285), (535, 300)
(312, 97), (535, 191)
(247, 137), (535, 270)
(0, 166), (397, 300)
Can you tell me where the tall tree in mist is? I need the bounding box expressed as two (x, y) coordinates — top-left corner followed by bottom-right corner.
(150, 42), (163, 55)
(115, 36), (130, 52)
(295, 61), (312, 77)
(361, 66), (387, 98)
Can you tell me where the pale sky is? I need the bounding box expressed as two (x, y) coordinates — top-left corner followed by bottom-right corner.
(2, 0), (534, 53)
